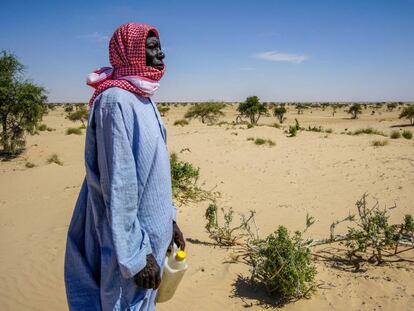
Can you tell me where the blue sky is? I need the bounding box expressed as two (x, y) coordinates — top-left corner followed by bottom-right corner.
(1, 0), (413, 102)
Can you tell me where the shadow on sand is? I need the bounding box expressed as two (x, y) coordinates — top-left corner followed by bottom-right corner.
(230, 274), (290, 309)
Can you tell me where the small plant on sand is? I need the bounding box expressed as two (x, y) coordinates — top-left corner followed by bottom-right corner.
(390, 130), (401, 139)
(287, 119), (301, 137)
(205, 203), (256, 247)
(170, 153), (216, 205)
(25, 162), (35, 168)
(252, 138), (276, 147)
(47, 153), (63, 166)
(399, 106), (414, 125)
(246, 215), (317, 304)
(246, 137), (254, 141)
(184, 101), (225, 124)
(254, 138), (266, 145)
(371, 140), (389, 147)
(38, 124), (47, 131)
(352, 127), (386, 136)
(273, 107), (287, 123)
(173, 119), (189, 126)
(348, 103), (362, 119)
(402, 130), (412, 140)
(66, 127), (83, 135)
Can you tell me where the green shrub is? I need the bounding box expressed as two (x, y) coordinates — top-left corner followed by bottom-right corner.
(371, 140), (389, 147)
(38, 124), (47, 131)
(47, 153), (63, 166)
(173, 119), (189, 126)
(266, 139), (276, 146)
(170, 153), (216, 205)
(25, 162), (35, 168)
(66, 127), (83, 135)
(254, 138), (266, 145)
(402, 130), (412, 140)
(325, 128), (333, 133)
(46, 127), (54, 132)
(390, 130), (401, 139)
(247, 123), (254, 129)
(249, 226), (316, 303)
(246, 137), (254, 141)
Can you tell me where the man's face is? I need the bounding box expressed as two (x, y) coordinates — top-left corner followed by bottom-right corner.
(146, 34), (165, 70)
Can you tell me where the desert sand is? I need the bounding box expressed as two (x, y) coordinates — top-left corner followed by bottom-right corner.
(0, 104), (413, 311)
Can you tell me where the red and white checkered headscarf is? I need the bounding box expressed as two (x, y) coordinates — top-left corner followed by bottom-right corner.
(86, 23), (166, 107)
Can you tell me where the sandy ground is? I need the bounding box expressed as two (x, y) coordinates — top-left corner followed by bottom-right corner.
(0, 105), (413, 311)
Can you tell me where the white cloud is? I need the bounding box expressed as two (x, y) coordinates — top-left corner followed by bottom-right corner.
(78, 32), (109, 43)
(254, 51), (308, 64)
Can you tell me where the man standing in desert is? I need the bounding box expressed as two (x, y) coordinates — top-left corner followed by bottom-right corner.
(64, 23), (185, 311)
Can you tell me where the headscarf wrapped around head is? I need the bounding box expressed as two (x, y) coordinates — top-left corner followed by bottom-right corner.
(86, 23), (166, 107)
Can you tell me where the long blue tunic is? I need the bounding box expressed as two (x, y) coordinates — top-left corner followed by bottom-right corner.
(64, 87), (176, 311)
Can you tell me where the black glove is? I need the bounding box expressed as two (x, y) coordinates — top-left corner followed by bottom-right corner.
(133, 254), (161, 289)
(169, 221), (186, 252)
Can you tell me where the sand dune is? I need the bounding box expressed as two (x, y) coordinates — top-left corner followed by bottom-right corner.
(0, 105), (413, 310)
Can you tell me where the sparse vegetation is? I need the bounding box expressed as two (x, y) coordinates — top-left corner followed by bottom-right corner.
(25, 162), (35, 168)
(402, 130), (412, 140)
(173, 119), (189, 126)
(47, 153), (63, 166)
(371, 140), (389, 147)
(352, 127), (386, 136)
(66, 127), (83, 135)
(205, 203), (256, 247)
(324, 194), (414, 267)
(390, 130), (401, 139)
(251, 138), (276, 147)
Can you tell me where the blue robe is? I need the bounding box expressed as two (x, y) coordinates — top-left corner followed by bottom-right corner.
(64, 87), (176, 311)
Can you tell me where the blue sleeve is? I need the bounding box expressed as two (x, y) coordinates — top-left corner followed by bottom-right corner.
(95, 100), (152, 279)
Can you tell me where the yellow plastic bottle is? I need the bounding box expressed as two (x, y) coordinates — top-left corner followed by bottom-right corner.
(156, 244), (188, 303)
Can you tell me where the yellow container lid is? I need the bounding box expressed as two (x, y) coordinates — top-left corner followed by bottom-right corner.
(175, 250), (186, 261)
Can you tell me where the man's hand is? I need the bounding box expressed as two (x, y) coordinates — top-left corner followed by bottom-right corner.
(133, 254), (161, 289)
(169, 221), (185, 251)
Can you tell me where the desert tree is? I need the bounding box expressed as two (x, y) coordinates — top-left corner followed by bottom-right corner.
(399, 106), (414, 125)
(237, 96), (268, 125)
(347, 103), (362, 119)
(273, 106), (287, 123)
(386, 102), (398, 112)
(184, 101), (225, 124)
(66, 105), (89, 128)
(0, 51), (47, 155)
